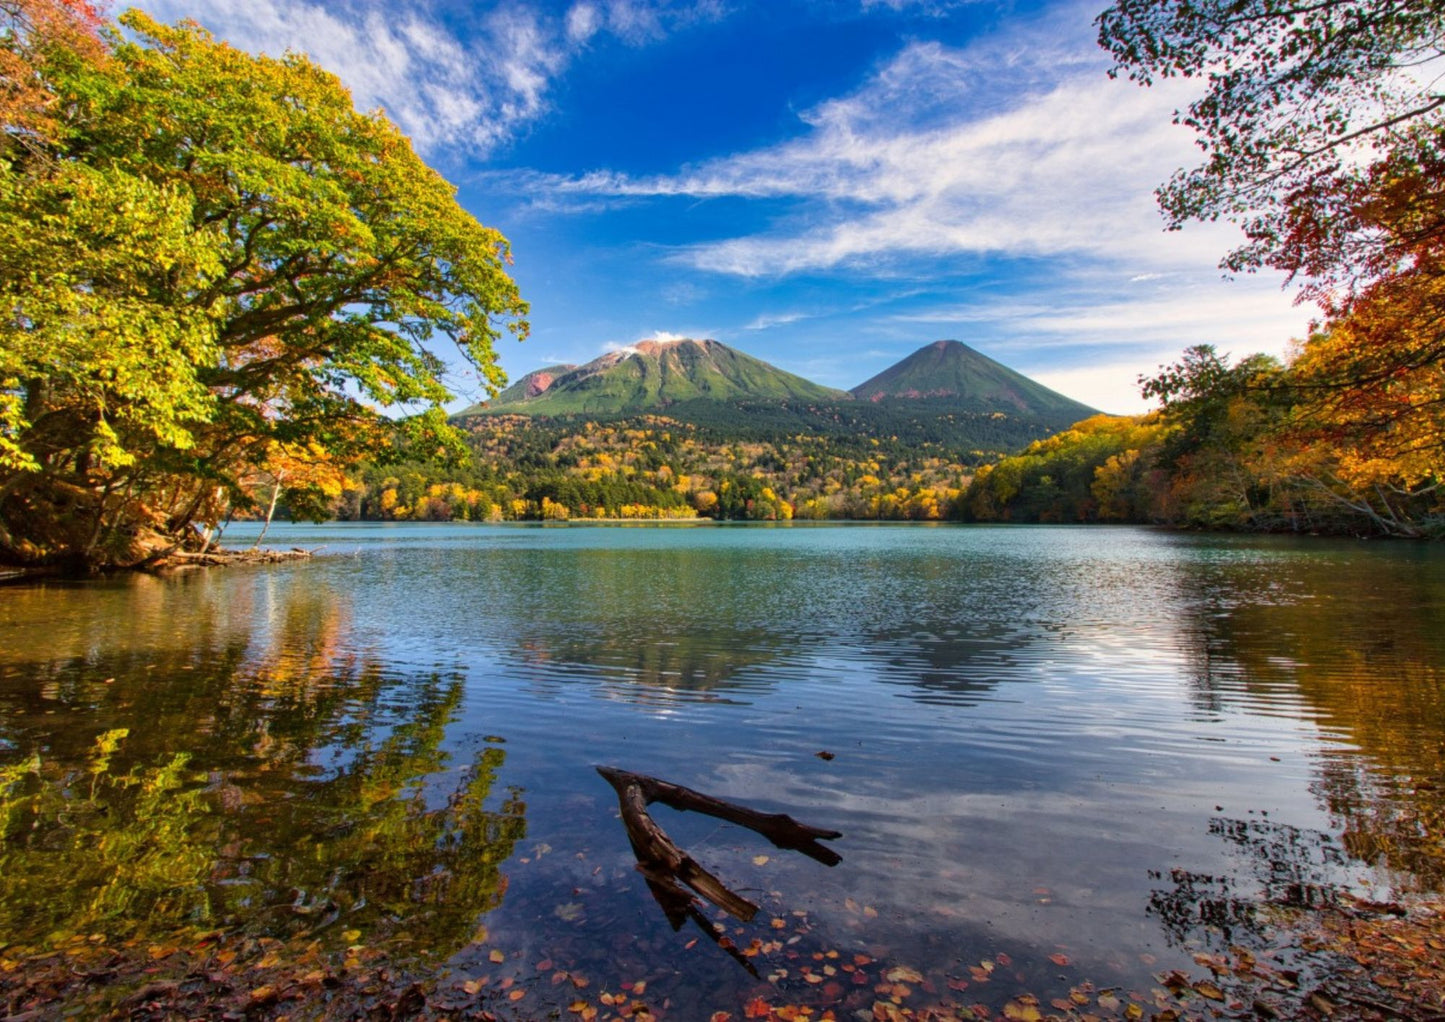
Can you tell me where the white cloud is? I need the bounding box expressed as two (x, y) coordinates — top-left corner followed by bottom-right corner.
(900, 284), (1311, 349)
(860, 0), (979, 11)
(141, 0), (728, 156)
(601, 329), (696, 355)
(744, 311), (807, 331)
(1028, 364), (1154, 415)
(538, 4), (1242, 278)
(565, 2), (604, 44)
(503, 1), (1321, 410)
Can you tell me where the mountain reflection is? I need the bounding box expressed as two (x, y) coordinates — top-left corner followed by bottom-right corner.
(860, 624), (1034, 706)
(505, 629), (782, 703)
(0, 573), (525, 960)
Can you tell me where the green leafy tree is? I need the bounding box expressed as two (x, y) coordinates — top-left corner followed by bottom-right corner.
(0, 11), (527, 567)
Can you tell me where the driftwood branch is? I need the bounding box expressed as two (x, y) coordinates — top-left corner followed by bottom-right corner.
(639, 875), (760, 978)
(597, 766), (842, 928)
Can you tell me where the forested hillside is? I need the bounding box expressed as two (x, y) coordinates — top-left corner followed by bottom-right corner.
(960, 346), (1444, 537)
(341, 415), (973, 522)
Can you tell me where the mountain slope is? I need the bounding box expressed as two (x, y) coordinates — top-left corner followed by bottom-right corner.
(456, 338), (847, 417)
(851, 340), (1095, 426)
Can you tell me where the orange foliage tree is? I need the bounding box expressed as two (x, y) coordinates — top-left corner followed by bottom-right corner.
(0, 0), (104, 148)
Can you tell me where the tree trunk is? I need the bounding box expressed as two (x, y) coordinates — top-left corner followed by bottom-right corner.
(253, 473), (284, 549)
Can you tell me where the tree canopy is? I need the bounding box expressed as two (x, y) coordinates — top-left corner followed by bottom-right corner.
(0, 6), (527, 567)
(1097, 0), (1444, 531)
(1096, 0), (1445, 294)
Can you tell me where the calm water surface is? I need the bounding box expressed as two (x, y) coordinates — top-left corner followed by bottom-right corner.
(2, 523), (1444, 1016)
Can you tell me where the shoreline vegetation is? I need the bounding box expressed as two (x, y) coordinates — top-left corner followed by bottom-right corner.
(223, 397), (1438, 541)
(3, 0), (1445, 1013)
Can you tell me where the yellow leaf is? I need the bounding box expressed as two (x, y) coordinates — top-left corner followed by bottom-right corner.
(1194, 981), (1223, 1001)
(885, 966), (923, 984)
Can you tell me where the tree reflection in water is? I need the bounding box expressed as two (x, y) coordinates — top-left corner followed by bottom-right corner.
(0, 575), (526, 965)
(1149, 817), (1346, 950)
(1174, 545), (1445, 890)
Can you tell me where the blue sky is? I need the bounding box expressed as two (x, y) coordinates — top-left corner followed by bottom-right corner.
(143, 0), (1316, 415)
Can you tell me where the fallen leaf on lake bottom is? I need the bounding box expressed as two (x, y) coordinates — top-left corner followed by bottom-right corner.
(1002, 998), (1042, 1021)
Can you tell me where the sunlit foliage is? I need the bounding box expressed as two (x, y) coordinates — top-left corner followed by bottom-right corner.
(320, 415), (970, 523)
(0, 7), (526, 567)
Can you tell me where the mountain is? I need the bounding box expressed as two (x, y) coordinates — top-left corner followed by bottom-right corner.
(850, 339), (1095, 427)
(455, 338), (847, 417)
(493, 365), (578, 403)
(453, 337), (1097, 454)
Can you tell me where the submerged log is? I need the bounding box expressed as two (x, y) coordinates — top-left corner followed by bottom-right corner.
(148, 547), (317, 570)
(597, 766), (842, 926)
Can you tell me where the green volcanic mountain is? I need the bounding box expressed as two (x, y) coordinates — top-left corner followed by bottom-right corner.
(453, 337), (1096, 453)
(850, 339), (1095, 426)
(456, 338), (847, 416)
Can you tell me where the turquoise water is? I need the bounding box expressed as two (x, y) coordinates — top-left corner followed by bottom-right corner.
(3, 522), (1444, 1016)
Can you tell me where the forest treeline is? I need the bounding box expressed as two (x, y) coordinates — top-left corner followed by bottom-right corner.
(310, 330), (1442, 535)
(329, 415), (972, 523)
(3, 0), (1442, 558)
(1076, 0), (1445, 537)
(960, 345), (1443, 537)
(963, 0), (1445, 544)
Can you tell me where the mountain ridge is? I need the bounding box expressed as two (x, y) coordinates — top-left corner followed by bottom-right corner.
(453, 337), (1097, 452)
(458, 337), (847, 417)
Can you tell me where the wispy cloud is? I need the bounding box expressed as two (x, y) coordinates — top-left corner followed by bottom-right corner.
(532, 5), (1242, 277)
(602, 329), (701, 353)
(859, 0), (981, 12)
(142, 0), (728, 156)
(744, 311), (808, 331)
(896, 286), (1310, 351)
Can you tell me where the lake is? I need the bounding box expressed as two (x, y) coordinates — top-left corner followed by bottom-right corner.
(2, 522), (1444, 1019)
